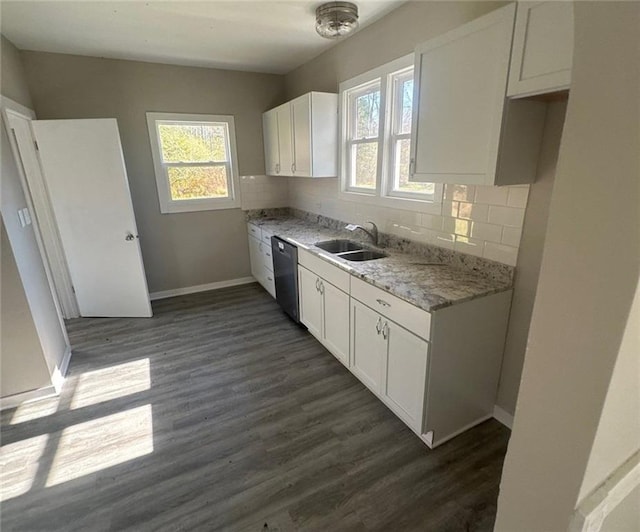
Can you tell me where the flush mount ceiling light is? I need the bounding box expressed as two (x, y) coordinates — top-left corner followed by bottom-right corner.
(315, 2), (359, 39)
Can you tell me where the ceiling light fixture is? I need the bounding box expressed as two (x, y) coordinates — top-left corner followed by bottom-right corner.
(315, 2), (359, 40)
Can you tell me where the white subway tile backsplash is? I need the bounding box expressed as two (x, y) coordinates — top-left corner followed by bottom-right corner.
(283, 176), (528, 267)
(454, 236), (484, 257)
(441, 200), (459, 218)
(457, 202), (489, 222)
(419, 213), (444, 230)
(444, 184), (475, 202)
(470, 221), (503, 243)
(484, 242), (519, 266)
(507, 187), (530, 208)
(502, 226), (523, 247)
(488, 205), (525, 227)
(474, 185), (509, 205)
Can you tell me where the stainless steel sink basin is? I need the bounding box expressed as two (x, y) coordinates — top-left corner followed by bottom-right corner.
(337, 250), (388, 262)
(315, 239), (364, 253)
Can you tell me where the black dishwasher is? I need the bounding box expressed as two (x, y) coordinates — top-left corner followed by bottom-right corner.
(271, 236), (300, 323)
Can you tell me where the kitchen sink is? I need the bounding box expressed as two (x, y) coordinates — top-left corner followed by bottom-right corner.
(337, 250), (388, 262)
(315, 239), (364, 253)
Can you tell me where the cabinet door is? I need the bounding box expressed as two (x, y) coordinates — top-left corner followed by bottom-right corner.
(291, 94), (312, 177)
(351, 299), (384, 394)
(248, 235), (264, 283)
(298, 266), (323, 339)
(507, 1), (573, 98)
(276, 103), (294, 176)
(383, 320), (429, 432)
(262, 109), (280, 175)
(321, 280), (350, 367)
(410, 3), (515, 186)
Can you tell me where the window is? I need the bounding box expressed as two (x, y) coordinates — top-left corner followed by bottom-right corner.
(340, 55), (441, 207)
(146, 112), (240, 213)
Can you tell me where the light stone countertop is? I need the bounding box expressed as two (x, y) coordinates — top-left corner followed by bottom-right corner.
(249, 216), (513, 312)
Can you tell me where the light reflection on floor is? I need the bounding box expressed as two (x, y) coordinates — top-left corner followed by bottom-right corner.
(0, 434), (49, 501)
(45, 404), (153, 487)
(70, 358), (150, 410)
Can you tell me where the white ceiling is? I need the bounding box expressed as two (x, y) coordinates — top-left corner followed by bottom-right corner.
(1, 1), (404, 74)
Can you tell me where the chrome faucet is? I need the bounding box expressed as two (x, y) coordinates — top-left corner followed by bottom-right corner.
(346, 221), (379, 246)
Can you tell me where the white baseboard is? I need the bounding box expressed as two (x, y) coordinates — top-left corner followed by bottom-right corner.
(149, 277), (256, 301)
(51, 345), (72, 393)
(1, 385), (57, 411)
(493, 405), (514, 429)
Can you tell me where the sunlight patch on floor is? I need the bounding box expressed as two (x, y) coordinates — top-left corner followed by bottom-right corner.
(10, 396), (60, 425)
(45, 404), (153, 487)
(0, 434), (49, 501)
(70, 358), (150, 410)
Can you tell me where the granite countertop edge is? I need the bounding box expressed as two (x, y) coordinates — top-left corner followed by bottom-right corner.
(249, 215), (513, 313)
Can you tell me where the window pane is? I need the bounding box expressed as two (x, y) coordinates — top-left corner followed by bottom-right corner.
(392, 139), (434, 195)
(168, 166), (229, 200)
(158, 123), (228, 163)
(354, 90), (380, 139)
(351, 142), (378, 189)
(399, 79), (413, 135)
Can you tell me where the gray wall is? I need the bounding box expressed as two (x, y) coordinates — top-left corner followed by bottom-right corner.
(495, 2), (640, 529)
(0, 35), (33, 108)
(285, 1), (505, 99)
(284, 0), (554, 416)
(21, 52), (285, 293)
(1, 35), (68, 397)
(1, 222), (51, 396)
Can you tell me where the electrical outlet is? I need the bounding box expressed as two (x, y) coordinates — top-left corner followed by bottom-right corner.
(22, 208), (32, 226)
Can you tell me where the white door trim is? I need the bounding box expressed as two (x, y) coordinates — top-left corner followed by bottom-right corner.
(1, 96), (80, 318)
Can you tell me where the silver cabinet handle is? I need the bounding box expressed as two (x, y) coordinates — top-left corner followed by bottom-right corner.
(125, 232), (135, 241)
(319, 280), (325, 295)
(382, 321), (389, 340)
(315, 278), (320, 292)
(376, 298), (391, 308)
(291, 163), (296, 173)
(376, 317), (382, 335)
(275, 163), (280, 174)
(267, 276), (273, 282)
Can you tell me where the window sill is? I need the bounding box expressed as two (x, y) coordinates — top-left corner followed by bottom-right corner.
(159, 198), (240, 214)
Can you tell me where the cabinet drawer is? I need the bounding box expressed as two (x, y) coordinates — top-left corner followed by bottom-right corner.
(261, 229), (273, 247)
(263, 266), (275, 298)
(259, 241), (273, 272)
(351, 277), (431, 340)
(248, 223), (261, 239)
(298, 248), (350, 293)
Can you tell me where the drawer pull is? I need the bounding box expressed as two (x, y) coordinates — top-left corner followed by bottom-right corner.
(376, 298), (391, 308)
(382, 321), (389, 340)
(376, 317), (382, 335)
(267, 276), (273, 282)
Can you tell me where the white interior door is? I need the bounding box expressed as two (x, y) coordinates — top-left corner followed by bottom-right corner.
(32, 119), (152, 318)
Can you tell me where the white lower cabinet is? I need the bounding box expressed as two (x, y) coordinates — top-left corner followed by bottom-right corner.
(383, 320), (429, 432)
(351, 298), (428, 433)
(298, 264), (349, 367)
(247, 224), (275, 298)
(292, 247), (512, 448)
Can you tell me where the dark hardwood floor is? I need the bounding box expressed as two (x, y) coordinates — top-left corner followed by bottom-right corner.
(1, 283), (510, 531)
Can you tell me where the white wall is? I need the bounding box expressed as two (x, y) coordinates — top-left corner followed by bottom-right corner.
(495, 2), (640, 529)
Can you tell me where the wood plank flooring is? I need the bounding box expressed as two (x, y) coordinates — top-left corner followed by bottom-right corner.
(1, 283), (510, 531)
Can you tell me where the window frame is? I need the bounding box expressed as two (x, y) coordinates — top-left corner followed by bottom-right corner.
(146, 112), (241, 214)
(339, 54), (442, 211)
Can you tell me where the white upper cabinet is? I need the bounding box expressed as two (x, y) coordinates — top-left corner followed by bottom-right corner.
(508, 1), (574, 98)
(262, 108), (280, 175)
(262, 92), (338, 178)
(409, 3), (546, 186)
